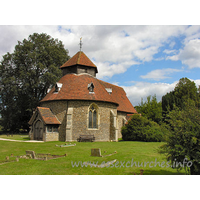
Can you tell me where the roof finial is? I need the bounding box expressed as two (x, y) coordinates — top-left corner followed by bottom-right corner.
(79, 37), (83, 51)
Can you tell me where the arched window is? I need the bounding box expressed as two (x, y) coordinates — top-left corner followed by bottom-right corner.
(88, 104), (98, 129)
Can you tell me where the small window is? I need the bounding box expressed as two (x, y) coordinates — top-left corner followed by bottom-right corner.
(47, 125), (52, 132)
(53, 126), (58, 132)
(105, 88), (112, 94)
(55, 85), (59, 93)
(47, 125), (58, 132)
(88, 82), (94, 93)
(54, 83), (63, 93)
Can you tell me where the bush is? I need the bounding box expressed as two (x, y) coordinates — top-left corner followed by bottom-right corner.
(122, 114), (163, 142)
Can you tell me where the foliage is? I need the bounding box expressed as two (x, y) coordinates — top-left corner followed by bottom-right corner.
(122, 114), (163, 142)
(162, 78), (199, 116)
(0, 33), (70, 132)
(135, 94), (162, 124)
(159, 106), (200, 175)
(160, 78), (200, 174)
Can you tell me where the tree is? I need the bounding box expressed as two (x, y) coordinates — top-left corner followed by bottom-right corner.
(0, 33), (70, 132)
(160, 77), (200, 174)
(159, 106), (200, 175)
(135, 95), (162, 124)
(162, 78), (199, 115)
(122, 114), (163, 142)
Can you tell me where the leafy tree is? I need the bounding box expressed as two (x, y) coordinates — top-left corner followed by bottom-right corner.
(162, 78), (199, 116)
(174, 77), (198, 102)
(135, 95), (162, 124)
(122, 114), (163, 142)
(0, 33), (70, 132)
(197, 85), (200, 108)
(159, 106), (200, 175)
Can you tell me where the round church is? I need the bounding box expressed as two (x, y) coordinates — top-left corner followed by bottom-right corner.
(28, 50), (137, 142)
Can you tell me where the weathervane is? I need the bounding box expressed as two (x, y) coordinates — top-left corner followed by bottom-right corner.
(79, 37), (83, 51)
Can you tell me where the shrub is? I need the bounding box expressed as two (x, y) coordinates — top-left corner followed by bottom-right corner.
(122, 114), (163, 142)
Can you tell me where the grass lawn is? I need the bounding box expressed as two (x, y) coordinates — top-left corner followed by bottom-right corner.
(0, 137), (186, 175)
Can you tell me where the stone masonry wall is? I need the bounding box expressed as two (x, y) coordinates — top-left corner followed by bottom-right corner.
(68, 100), (118, 141)
(117, 111), (127, 138)
(40, 101), (67, 141)
(40, 100), (121, 142)
(45, 130), (59, 142)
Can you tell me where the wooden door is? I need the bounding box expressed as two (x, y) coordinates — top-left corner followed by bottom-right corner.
(34, 120), (43, 141)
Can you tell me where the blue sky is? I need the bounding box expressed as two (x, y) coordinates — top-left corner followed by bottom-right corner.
(0, 25), (200, 106)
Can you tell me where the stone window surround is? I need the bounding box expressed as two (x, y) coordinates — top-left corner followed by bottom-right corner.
(87, 103), (100, 130)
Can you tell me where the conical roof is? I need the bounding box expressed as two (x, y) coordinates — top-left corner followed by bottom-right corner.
(60, 51), (98, 73)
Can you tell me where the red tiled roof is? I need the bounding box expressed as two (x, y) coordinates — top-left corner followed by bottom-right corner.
(41, 74), (117, 105)
(41, 74), (137, 114)
(60, 51), (98, 72)
(38, 107), (61, 124)
(98, 80), (137, 114)
(29, 107), (61, 125)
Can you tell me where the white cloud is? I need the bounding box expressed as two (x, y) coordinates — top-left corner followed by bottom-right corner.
(96, 60), (139, 79)
(166, 54), (179, 61)
(163, 49), (177, 54)
(178, 39), (200, 69)
(167, 39), (200, 69)
(0, 25), (60, 57)
(0, 25), (200, 79)
(1, 25), (199, 107)
(122, 81), (178, 106)
(184, 26), (200, 42)
(140, 68), (182, 81)
(122, 79), (200, 106)
(169, 41), (176, 48)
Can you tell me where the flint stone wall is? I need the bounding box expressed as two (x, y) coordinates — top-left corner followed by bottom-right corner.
(117, 111), (127, 138)
(40, 100), (119, 142)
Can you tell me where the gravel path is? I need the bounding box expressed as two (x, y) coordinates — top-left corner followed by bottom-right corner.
(0, 138), (44, 142)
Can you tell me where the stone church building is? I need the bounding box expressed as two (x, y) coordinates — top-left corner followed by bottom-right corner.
(29, 50), (137, 142)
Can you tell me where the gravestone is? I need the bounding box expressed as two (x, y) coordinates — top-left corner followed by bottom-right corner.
(91, 148), (102, 157)
(26, 150), (36, 159)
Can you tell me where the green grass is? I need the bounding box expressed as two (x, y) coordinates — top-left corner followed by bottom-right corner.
(0, 138), (186, 175)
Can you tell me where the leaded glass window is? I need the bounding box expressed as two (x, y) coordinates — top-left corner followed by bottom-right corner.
(88, 104), (98, 129)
